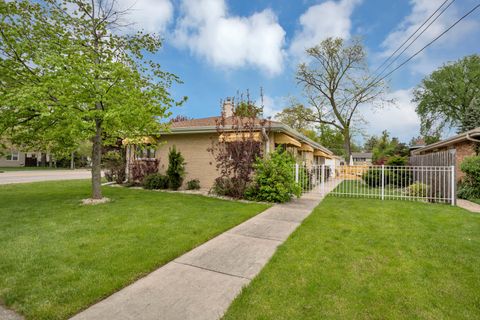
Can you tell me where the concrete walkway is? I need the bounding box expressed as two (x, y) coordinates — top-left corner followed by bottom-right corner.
(457, 199), (480, 213)
(0, 169), (92, 185)
(0, 305), (23, 320)
(71, 183), (339, 320)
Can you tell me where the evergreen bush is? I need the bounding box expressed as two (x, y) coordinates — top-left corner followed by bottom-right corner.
(166, 146), (186, 190)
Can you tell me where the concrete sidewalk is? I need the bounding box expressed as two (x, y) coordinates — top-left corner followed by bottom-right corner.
(71, 183), (338, 320)
(457, 199), (480, 213)
(0, 169), (92, 185)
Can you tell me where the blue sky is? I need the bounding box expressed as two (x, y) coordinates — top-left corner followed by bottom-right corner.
(118, 0), (480, 144)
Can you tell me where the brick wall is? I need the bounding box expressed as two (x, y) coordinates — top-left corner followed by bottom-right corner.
(455, 140), (477, 181)
(155, 133), (218, 190)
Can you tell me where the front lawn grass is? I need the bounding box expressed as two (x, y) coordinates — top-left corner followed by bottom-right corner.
(224, 197), (480, 320)
(0, 180), (269, 320)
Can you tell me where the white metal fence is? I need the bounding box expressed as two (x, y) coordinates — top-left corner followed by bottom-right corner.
(294, 164), (456, 205)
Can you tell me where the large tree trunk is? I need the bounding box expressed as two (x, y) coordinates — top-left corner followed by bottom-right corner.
(343, 127), (351, 160)
(91, 118), (103, 199)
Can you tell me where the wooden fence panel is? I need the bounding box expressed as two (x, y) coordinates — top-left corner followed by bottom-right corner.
(409, 150), (456, 166)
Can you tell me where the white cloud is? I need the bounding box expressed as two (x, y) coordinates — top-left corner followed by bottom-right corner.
(258, 94), (285, 118)
(379, 0), (478, 75)
(289, 0), (362, 58)
(116, 0), (174, 33)
(362, 88), (420, 141)
(173, 0), (286, 75)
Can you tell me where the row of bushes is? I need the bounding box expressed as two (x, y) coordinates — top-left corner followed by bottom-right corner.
(362, 168), (412, 188)
(105, 145), (202, 191)
(144, 174), (200, 190)
(212, 149), (301, 203)
(140, 146), (202, 190)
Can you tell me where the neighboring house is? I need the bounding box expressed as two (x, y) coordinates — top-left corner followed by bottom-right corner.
(349, 152), (373, 165)
(411, 127), (480, 181)
(125, 100), (334, 189)
(0, 145), (51, 168)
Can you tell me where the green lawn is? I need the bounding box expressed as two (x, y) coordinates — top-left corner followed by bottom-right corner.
(0, 180), (269, 320)
(224, 197), (480, 320)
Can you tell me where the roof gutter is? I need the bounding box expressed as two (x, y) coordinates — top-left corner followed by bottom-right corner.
(466, 132), (480, 143)
(412, 128), (480, 155)
(163, 123), (333, 155)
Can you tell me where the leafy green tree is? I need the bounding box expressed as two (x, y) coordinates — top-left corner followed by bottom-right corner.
(461, 97), (480, 132)
(312, 125), (354, 157)
(275, 102), (358, 157)
(369, 130), (409, 164)
(235, 101), (262, 118)
(409, 135), (440, 146)
(274, 103), (314, 131)
(363, 136), (379, 152)
(0, 0), (183, 199)
(296, 37), (388, 158)
(414, 55), (480, 136)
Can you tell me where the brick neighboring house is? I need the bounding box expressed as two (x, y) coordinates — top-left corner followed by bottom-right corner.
(125, 100), (334, 190)
(411, 127), (480, 181)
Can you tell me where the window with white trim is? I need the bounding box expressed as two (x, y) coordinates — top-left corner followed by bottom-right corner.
(134, 146), (156, 160)
(6, 151), (19, 161)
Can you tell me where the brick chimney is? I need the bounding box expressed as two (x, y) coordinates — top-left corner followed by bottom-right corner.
(222, 98), (234, 118)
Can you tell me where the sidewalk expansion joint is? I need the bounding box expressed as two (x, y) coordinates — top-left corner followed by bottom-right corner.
(257, 216), (305, 223)
(172, 261), (252, 281)
(248, 217), (302, 224)
(226, 231), (284, 243)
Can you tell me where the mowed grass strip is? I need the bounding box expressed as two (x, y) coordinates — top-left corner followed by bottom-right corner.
(224, 197), (480, 320)
(0, 180), (269, 320)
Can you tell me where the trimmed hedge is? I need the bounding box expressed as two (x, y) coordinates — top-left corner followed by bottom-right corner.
(143, 173), (169, 190)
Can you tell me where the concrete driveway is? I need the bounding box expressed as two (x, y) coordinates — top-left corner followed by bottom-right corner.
(0, 169), (92, 185)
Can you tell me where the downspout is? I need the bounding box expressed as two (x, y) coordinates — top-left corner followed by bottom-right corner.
(466, 133), (480, 143)
(467, 133), (480, 155)
(262, 128), (270, 155)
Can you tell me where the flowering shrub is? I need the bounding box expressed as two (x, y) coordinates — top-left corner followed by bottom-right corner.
(245, 149), (301, 203)
(129, 159), (159, 184)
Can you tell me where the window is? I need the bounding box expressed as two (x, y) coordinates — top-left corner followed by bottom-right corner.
(135, 146), (156, 160)
(6, 151), (19, 161)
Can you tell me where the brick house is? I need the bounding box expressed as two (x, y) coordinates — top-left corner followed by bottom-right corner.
(411, 127), (480, 181)
(125, 100), (334, 190)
